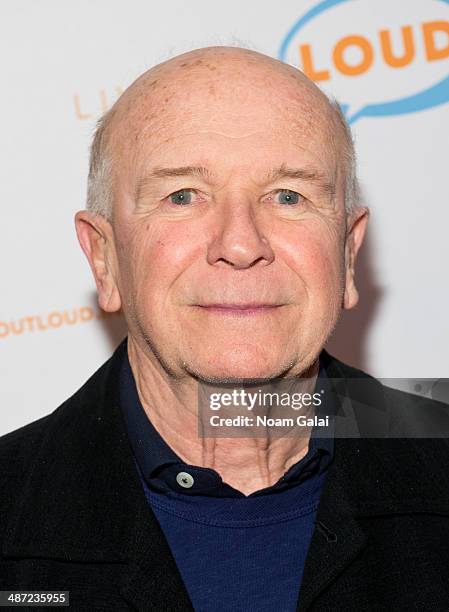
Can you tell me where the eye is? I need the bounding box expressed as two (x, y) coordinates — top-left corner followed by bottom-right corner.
(168, 189), (195, 205)
(273, 189), (304, 205)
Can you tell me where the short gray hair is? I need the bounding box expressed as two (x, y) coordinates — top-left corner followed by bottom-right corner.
(86, 109), (115, 222)
(86, 81), (361, 222)
(329, 98), (362, 215)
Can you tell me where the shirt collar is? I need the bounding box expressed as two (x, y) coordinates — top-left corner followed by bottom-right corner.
(120, 342), (335, 498)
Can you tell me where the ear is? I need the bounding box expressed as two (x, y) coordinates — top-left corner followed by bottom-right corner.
(343, 207), (369, 310)
(74, 211), (122, 313)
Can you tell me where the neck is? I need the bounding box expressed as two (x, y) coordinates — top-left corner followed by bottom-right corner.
(127, 335), (320, 496)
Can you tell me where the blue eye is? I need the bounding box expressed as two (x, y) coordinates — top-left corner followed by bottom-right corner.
(169, 189), (193, 205)
(276, 190), (302, 205)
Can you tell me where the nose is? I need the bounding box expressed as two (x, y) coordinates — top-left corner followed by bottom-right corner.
(206, 197), (275, 269)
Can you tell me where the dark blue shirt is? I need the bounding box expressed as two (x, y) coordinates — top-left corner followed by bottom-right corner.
(120, 343), (335, 611)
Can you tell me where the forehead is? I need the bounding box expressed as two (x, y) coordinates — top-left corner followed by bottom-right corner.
(111, 55), (340, 183)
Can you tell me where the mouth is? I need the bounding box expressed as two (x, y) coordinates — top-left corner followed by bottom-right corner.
(192, 304), (284, 316)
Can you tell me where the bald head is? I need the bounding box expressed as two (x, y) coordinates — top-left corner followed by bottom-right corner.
(87, 46), (359, 222)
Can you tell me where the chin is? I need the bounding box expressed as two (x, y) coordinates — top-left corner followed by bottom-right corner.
(182, 349), (294, 384)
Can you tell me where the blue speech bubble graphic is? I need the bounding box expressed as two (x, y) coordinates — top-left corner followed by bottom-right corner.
(278, 0), (449, 123)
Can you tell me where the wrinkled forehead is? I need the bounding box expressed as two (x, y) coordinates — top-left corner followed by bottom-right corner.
(107, 54), (343, 189)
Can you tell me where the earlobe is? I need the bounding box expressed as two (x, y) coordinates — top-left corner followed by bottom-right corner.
(343, 280), (359, 310)
(74, 211), (122, 313)
(342, 207), (369, 311)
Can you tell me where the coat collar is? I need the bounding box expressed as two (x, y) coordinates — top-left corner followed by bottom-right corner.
(3, 338), (449, 611)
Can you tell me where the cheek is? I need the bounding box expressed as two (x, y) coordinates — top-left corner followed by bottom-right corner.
(280, 221), (345, 299)
(116, 220), (201, 309)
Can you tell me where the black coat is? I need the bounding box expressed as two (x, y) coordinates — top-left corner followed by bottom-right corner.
(1, 338), (449, 611)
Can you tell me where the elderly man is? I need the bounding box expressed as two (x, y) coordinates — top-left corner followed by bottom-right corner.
(1, 46), (449, 612)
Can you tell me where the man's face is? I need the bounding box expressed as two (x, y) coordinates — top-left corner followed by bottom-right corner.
(79, 52), (366, 382)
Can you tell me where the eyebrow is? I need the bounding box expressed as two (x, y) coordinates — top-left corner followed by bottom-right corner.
(265, 164), (336, 198)
(135, 163), (335, 200)
(135, 166), (212, 200)
(143, 165), (212, 180)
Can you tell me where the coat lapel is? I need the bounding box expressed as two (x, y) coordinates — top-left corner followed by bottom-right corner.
(296, 454), (368, 611)
(298, 350), (449, 610)
(2, 338), (194, 611)
(118, 500), (194, 611)
(297, 350), (390, 610)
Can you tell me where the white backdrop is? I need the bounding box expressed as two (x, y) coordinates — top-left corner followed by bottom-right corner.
(1, 0), (448, 435)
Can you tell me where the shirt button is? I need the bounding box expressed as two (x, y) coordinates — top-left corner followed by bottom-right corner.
(176, 471), (195, 488)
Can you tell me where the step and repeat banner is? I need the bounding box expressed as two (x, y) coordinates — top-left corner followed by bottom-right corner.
(1, 0), (448, 435)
